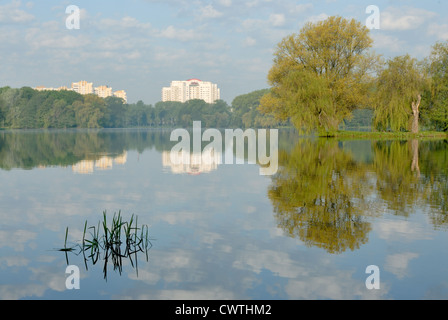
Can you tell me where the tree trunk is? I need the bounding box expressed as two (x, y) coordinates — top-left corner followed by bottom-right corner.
(411, 94), (421, 134)
(411, 139), (420, 178)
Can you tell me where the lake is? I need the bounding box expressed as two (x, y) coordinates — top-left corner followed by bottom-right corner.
(0, 128), (447, 300)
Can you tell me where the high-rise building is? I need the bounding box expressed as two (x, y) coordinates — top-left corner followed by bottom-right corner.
(114, 90), (127, 103)
(34, 86), (70, 92)
(94, 85), (113, 99)
(35, 81), (127, 102)
(162, 79), (220, 104)
(72, 81), (93, 95)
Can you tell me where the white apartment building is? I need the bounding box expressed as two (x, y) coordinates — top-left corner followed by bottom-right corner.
(35, 81), (127, 102)
(34, 86), (70, 92)
(162, 79), (220, 104)
(94, 85), (113, 99)
(113, 90), (128, 103)
(72, 81), (93, 95)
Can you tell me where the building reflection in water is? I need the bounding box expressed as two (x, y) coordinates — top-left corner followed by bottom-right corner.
(162, 149), (221, 175)
(72, 152), (127, 174)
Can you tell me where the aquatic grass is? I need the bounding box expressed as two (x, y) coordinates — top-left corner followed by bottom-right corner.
(58, 210), (152, 281)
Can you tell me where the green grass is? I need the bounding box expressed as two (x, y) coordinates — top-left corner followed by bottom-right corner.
(57, 210), (152, 280)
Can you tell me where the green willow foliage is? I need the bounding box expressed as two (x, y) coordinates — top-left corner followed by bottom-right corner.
(259, 15), (448, 134)
(260, 16), (378, 136)
(424, 41), (448, 131)
(373, 55), (428, 132)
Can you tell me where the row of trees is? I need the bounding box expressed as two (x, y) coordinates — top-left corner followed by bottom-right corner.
(0, 87), (133, 129)
(259, 16), (448, 135)
(0, 86), (284, 129)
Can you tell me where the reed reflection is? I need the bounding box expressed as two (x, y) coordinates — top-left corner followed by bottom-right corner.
(58, 211), (152, 281)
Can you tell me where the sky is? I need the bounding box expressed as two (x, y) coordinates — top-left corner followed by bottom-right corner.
(1, 0), (448, 105)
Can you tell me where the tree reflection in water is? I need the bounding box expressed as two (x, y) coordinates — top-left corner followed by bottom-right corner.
(267, 137), (448, 254)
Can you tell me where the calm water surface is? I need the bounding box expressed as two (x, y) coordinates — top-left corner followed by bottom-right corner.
(0, 129), (447, 300)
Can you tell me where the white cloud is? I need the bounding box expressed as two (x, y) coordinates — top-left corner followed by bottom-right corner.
(375, 219), (432, 241)
(0, 0), (34, 24)
(243, 36), (256, 47)
(427, 23), (448, 41)
(292, 3), (313, 14)
(218, 0), (232, 7)
(269, 13), (285, 27)
(385, 252), (419, 279)
(0, 284), (46, 300)
(0, 256), (29, 267)
(371, 33), (407, 53)
(245, 0), (273, 9)
(25, 21), (91, 50)
(381, 7), (436, 31)
(0, 229), (37, 251)
(158, 25), (203, 42)
(233, 246), (309, 279)
(200, 4), (223, 19)
(97, 16), (152, 32)
(306, 13), (329, 24)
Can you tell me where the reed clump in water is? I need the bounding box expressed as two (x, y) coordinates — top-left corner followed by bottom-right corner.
(58, 210), (152, 280)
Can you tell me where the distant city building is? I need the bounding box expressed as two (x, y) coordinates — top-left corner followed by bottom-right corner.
(35, 86), (52, 92)
(114, 90), (128, 103)
(162, 79), (220, 104)
(34, 86), (70, 92)
(72, 80), (93, 95)
(34, 81), (127, 102)
(94, 85), (113, 99)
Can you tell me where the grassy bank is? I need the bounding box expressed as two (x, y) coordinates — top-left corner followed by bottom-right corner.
(329, 130), (448, 140)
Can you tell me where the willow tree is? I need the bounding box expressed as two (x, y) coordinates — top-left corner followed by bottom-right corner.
(426, 41), (448, 131)
(259, 16), (378, 136)
(373, 55), (428, 133)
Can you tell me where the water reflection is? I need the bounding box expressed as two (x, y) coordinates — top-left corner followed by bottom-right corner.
(268, 139), (374, 254)
(1, 129), (448, 299)
(72, 152), (127, 174)
(268, 138), (448, 254)
(0, 129), (174, 171)
(373, 139), (448, 221)
(162, 149), (221, 175)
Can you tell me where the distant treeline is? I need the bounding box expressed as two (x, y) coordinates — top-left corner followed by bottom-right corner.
(0, 86), (285, 129)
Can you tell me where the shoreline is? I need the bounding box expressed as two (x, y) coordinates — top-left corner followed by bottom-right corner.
(328, 130), (448, 140)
